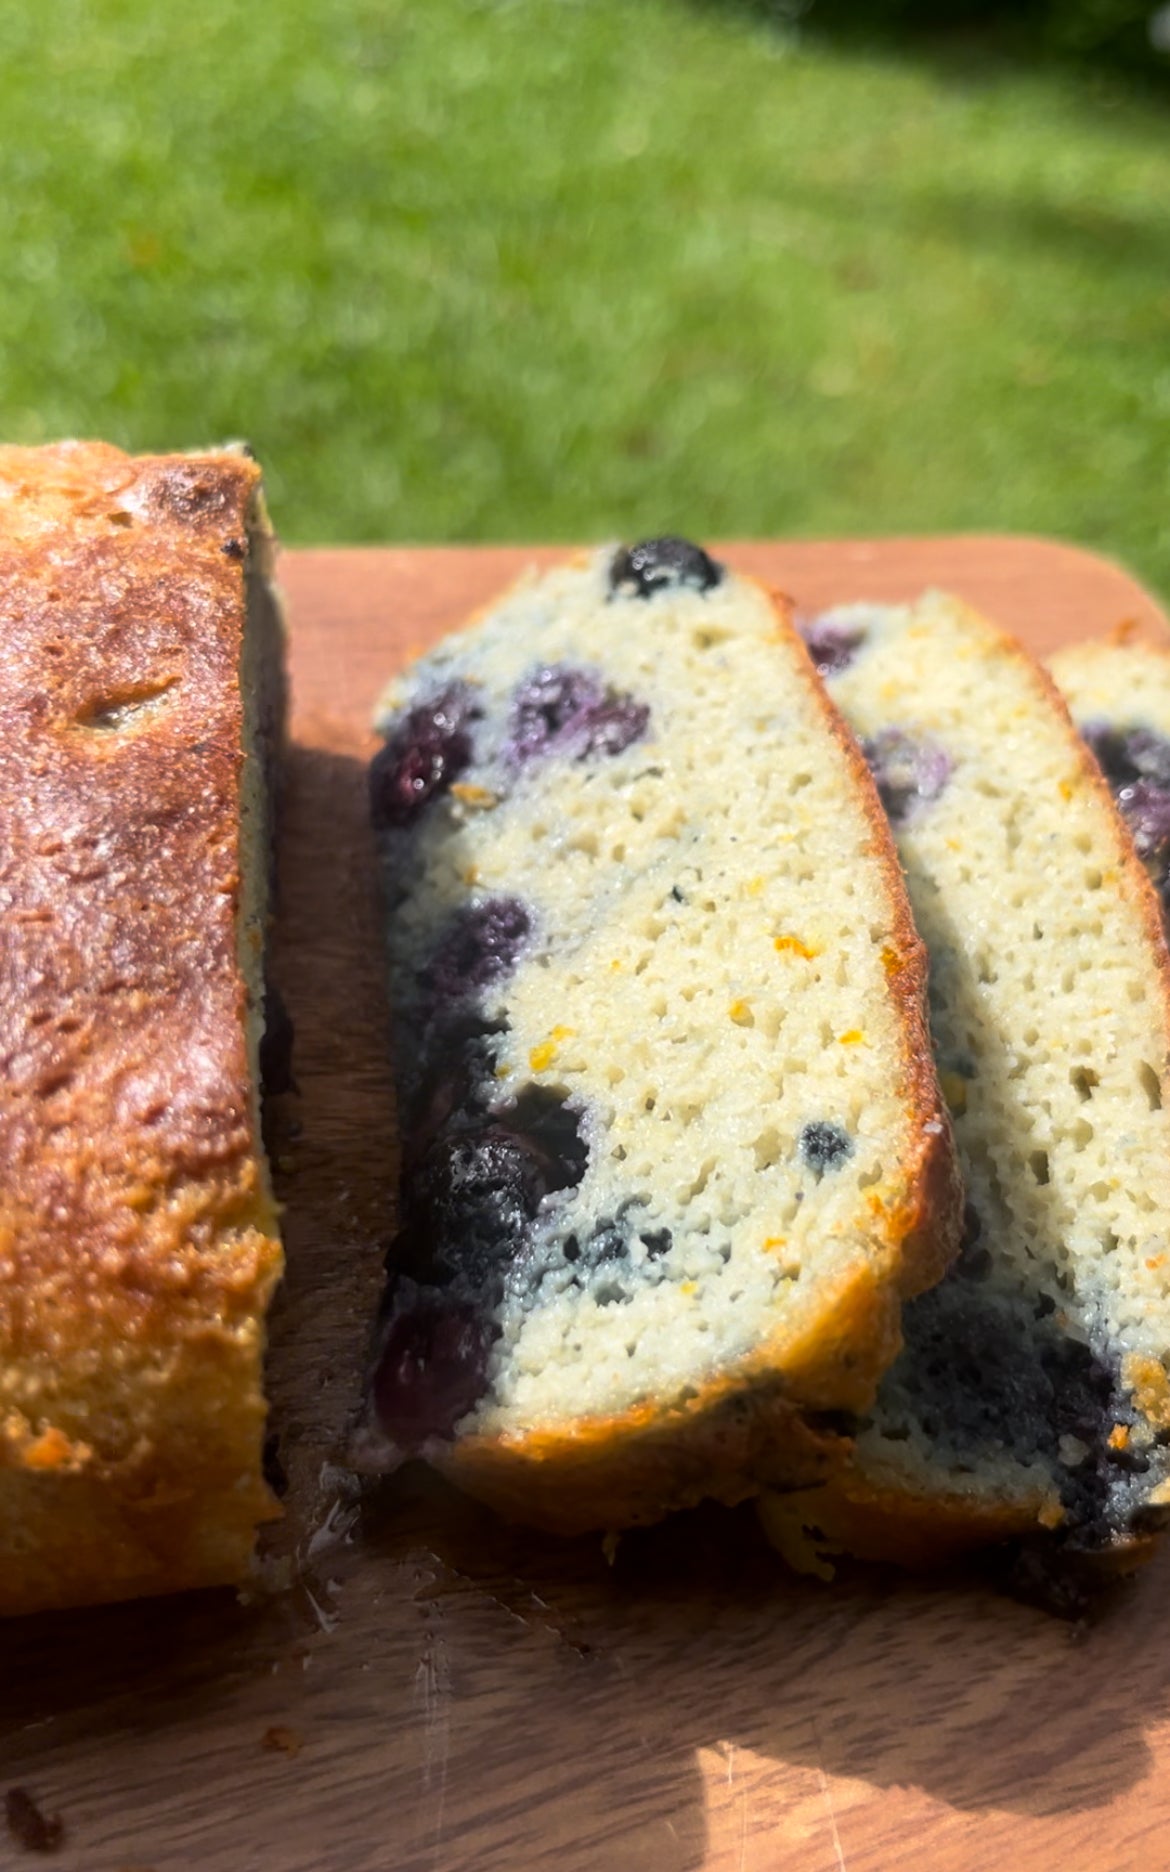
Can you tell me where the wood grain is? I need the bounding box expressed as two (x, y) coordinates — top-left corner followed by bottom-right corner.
(3, 537), (1169, 1872)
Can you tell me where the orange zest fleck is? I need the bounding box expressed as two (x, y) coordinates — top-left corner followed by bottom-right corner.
(529, 1026), (575, 1073)
(449, 782), (497, 808)
(838, 1030), (863, 1046)
(774, 935), (820, 960)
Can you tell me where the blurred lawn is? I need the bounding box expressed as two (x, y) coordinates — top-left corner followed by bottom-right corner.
(1, 0), (1168, 589)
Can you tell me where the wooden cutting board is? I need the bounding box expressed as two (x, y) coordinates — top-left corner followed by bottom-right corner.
(4, 537), (1169, 1872)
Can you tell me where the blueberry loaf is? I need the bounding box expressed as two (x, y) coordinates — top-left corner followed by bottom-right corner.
(355, 539), (960, 1535)
(0, 442), (285, 1616)
(1051, 634), (1170, 929)
(762, 595), (1170, 1573)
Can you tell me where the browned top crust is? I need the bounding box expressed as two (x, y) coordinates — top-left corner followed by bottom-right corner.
(0, 442), (282, 1616)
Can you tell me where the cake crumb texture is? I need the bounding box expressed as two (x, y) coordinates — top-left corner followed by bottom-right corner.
(787, 593), (1170, 1564)
(364, 542), (959, 1533)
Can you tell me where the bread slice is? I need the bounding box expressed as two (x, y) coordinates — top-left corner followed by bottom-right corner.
(354, 539), (960, 1534)
(761, 594), (1170, 1575)
(0, 442), (285, 1616)
(1050, 633), (1170, 929)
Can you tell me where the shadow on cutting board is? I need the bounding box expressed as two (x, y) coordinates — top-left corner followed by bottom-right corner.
(4, 738), (1170, 1872)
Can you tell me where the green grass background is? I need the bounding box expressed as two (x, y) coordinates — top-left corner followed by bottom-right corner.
(0, 0), (1167, 589)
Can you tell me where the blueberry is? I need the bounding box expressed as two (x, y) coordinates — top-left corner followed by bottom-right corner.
(508, 663), (649, 765)
(1126, 726), (1170, 790)
(422, 897), (532, 1008)
(371, 1295), (494, 1450)
(510, 665), (602, 761)
(399, 1086), (588, 1290)
(1117, 779), (1170, 861)
(800, 617), (867, 677)
(1081, 721), (1134, 790)
(581, 696), (652, 757)
(1080, 719), (1170, 915)
(862, 728), (952, 825)
(399, 1013), (505, 1171)
(800, 1120), (852, 1174)
(609, 537), (723, 600)
(403, 1129), (549, 1287)
(370, 684), (478, 829)
(1083, 720), (1170, 795)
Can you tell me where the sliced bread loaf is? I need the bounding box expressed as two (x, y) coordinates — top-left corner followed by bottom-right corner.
(762, 594), (1170, 1573)
(353, 540), (960, 1534)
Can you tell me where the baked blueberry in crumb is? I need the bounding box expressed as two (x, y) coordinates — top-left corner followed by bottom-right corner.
(508, 664), (649, 764)
(400, 1013), (505, 1161)
(372, 1296), (494, 1449)
(609, 537), (723, 600)
(1117, 780), (1170, 860)
(398, 1086), (588, 1290)
(800, 617), (867, 677)
(1081, 720), (1170, 906)
(800, 1120), (852, 1174)
(370, 683), (479, 829)
(862, 727), (952, 825)
(1082, 720), (1170, 794)
(376, 1087), (590, 1443)
(422, 897), (533, 1007)
(405, 1123), (571, 1282)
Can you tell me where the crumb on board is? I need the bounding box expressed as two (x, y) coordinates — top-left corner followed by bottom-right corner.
(261, 1725), (304, 1757)
(5, 1786), (64, 1854)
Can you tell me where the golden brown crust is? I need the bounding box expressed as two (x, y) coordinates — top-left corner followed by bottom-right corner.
(758, 1474), (1050, 1574)
(438, 1256), (902, 1535)
(377, 565), (962, 1536)
(442, 1384), (850, 1535)
(0, 441), (283, 1617)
